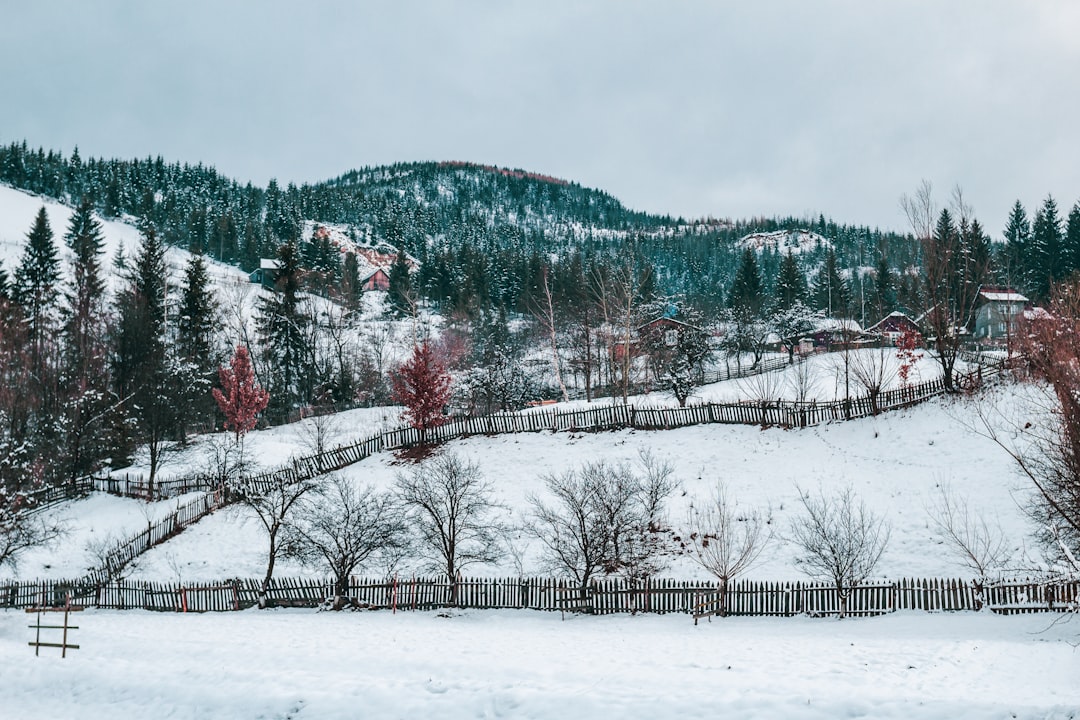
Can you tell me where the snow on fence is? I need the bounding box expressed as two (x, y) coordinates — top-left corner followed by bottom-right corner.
(2, 575), (1074, 618)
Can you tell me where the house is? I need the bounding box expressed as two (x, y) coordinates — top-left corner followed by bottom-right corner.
(360, 267), (391, 292)
(248, 258), (281, 287)
(610, 316), (704, 362)
(808, 316), (872, 350)
(866, 312), (921, 345)
(972, 286), (1029, 340)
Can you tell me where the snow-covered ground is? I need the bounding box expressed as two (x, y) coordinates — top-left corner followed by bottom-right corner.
(0, 183), (252, 294)
(0, 492), (205, 581)
(0, 608), (1076, 719)
(123, 386), (1040, 584)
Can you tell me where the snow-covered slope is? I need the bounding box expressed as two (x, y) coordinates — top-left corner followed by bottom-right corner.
(119, 385), (1034, 584)
(0, 183), (252, 293)
(738, 228), (832, 255)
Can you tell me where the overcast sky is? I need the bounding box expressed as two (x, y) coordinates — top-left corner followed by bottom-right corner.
(2, 1), (1078, 234)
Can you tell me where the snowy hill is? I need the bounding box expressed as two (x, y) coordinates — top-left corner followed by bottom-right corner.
(0, 183), (252, 294)
(738, 228), (832, 255)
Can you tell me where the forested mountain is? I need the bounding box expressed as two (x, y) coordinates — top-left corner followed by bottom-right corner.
(0, 141), (921, 319)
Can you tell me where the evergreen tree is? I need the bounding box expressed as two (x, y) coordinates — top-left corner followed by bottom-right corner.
(1000, 200), (1030, 290)
(176, 251), (220, 437)
(774, 251), (808, 311)
(13, 207), (61, 383)
(112, 225), (173, 485)
(728, 248), (764, 317)
(869, 255), (895, 319)
(341, 251), (363, 309)
(1066, 202), (1080, 279)
(387, 245), (413, 316)
(812, 248), (850, 316)
(1031, 195), (1063, 300)
(257, 240), (312, 413)
(59, 198), (110, 481)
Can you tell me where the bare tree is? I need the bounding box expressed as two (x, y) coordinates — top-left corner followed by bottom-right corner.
(680, 484), (771, 616)
(395, 453), (504, 603)
(532, 266), (570, 402)
(527, 451), (675, 595)
(849, 346), (899, 414)
(926, 483), (1013, 608)
(973, 283), (1080, 571)
(285, 475), (407, 608)
(0, 496), (66, 571)
(297, 411), (341, 459)
(902, 181), (990, 391)
(789, 485), (891, 618)
(787, 354), (819, 404)
(233, 472), (322, 606)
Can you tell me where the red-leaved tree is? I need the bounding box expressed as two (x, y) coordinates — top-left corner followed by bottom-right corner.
(392, 341), (452, 445)
(213, 345), (270, 444)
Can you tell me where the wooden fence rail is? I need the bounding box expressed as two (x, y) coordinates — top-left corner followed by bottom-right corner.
(2, 574), (1074, 617)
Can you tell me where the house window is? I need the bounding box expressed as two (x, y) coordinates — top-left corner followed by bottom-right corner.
(664, 329), (677, 347)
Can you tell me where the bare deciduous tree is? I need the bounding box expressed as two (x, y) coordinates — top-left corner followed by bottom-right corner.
(789, 485), (890, 618)
(926, 483), (1013, 608)
(680, 484), (770, 617)
(285, 475), (407, 608)
(849, 346), (899, 414)
(395, 453), (504, 603)
(787, 354), (819, 404)
(527, 451), (675, 595)
(234, 471), (322, 606)
(973, 282), (1080, 571)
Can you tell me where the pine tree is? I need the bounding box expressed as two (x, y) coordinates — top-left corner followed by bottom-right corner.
(1031, 195), (1063, 301)
(1066, 202), (1080, 279)
(869, 255), (895, 319)
(59, 198), (110, 481)
(728, 247), (764, 316)
(176, 251), (220, 437)
(257, 240), (312, 413)
(812, 249), (850, 317)
(387, 245), (414, 316)
(1000, 200), (1030, 291)
(112, 225), (173, 486)
(14, 207), (60, 383)
(391, 341), (452, 445)
(774, 251), (808, 312)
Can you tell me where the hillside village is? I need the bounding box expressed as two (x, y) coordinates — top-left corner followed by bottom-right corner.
(0, 160), (1078, 717)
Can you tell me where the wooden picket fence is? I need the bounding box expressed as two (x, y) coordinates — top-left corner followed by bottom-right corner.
(2, 574), (1074, 618)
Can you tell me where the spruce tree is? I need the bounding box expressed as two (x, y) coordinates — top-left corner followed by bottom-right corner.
(812, 248), (850, 317)
(257, 240), (312, 413)
(774, 251), (807, 311)
(1066, 202), (1080, 278)
(112, 225), (173, 485)
(1000, 200), (1030, 291)
(869, 255), (895, 319)
(60, 198), (110, 481)
(14, 207), (61, 382)
(1031, 195), (1063, 300)
(387, 245), (413, 316)
(728, 248), (764, 317)
(176, 251), (220, 437)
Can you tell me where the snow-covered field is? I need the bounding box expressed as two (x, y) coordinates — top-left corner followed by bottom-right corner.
(119, 386), (1039, 584)
(1, 608), (1076, 719)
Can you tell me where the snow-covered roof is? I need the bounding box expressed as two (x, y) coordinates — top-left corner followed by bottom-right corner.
(810, 317), (863, 334)
(978, 288), (1028, 303)
(259, 258), (281, 270)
